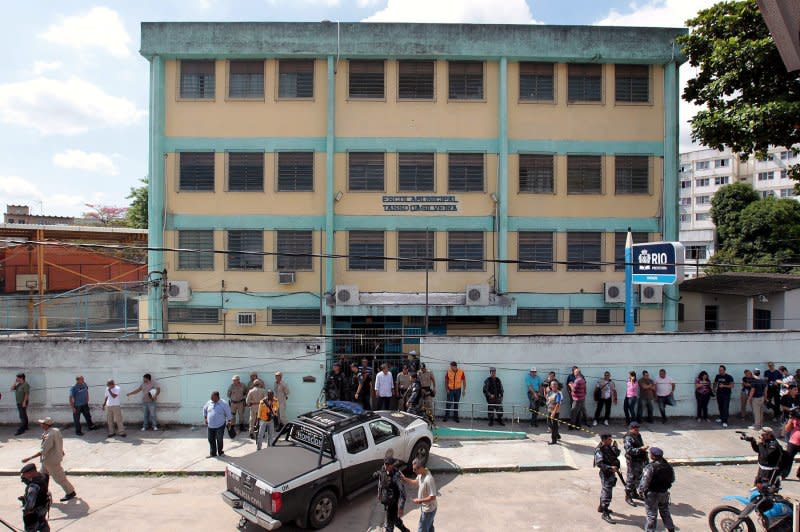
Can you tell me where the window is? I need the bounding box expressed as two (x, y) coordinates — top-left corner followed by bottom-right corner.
(168, 307), (219, 323)
(277, 230), (313, 271)
(704, 305), (718, 331)
(179, 152), (215, 191)
(781, 188), (795, 198)
(271, 308), (321, 325)
(349, 60), (384, 99)
(343, 427), (368, 454)
(228, 60), (264, 98)
(237, 312), (256, 326)
(519, 154), (554, 193)
(349, 231), (384, 270)
(448, 61), (483, 100)
(685, 245), (707, 260)
(448, 153), (484, 192)
(680, 197), (691, 206)
(228, 152), (264, 191)
(780, 151), (791, 161)
(714, 176), (730, 186)
(567, 232), (601, 271)
(695, 161), (710, 170)
(227, 230), (263, 270)
(595, 308), (611, 324)
(398, 153), (434, 192)
(680, 214), (690, 223)
(696, 178), (710, 187)
(614, 232), (648, 271)
(178, 230), (214, 270)
(180, 60), (215, 99)
(615, 64), (649, 103)
(680, 165), (690, 173)
(277, 152), (314, 191)
(681, 180), (691, 189)
(714, 158), (729, 168)
(759, 154), (775, 162)
(567, 155), (602, 194)
(761, 190), (775, 199)
(519, 62), (554, 102)
(348, 152), (385, 191)
(369, 420), (399, 445)
(518, 232), (554, 271)
(753, 308), (771, 330)
(696, 195), (711, 205)
(569, 309), (585, 325)
(448, 231), (484, 271)
(397, 231), (434, 271)
(696, 212), (710, 221)
(398, 61), (434, 99)
(781, 170), (788, 179)
(758, 171), (775, 181)
(278, 60), (314, 98)
(568, 64), (602, 102)
(508, 308), (560, 325)
(615, 156), (649, 194)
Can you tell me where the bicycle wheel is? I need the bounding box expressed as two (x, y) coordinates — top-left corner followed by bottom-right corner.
(707, 505), (756, 532)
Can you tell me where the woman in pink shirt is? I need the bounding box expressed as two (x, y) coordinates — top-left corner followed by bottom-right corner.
(624, 371), (639, 425)
(780, 412), (800, 479)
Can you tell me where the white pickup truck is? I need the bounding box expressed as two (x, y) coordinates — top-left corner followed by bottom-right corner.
(222, 407), (433, 530)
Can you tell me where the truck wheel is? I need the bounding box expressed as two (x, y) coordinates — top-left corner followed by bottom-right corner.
(409, 439), (431, 467)
(307, 489), (337, 529)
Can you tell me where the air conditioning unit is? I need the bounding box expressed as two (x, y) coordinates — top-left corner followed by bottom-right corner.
(465, 284), (490, 306)
(335, 285), (359, 306)
(167, 280), (192, 302)
(603, 282), (625, 304)
(640, 284), (663, 304)
(15, 274), (46, 292)
(237, 312), (256, 326)
(278, 271), (296, 285)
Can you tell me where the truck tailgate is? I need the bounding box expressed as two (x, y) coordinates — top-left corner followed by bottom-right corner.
(227, 446), (335, 487)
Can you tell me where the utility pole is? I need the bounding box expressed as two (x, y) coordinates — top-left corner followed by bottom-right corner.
(161, 269), (168, 338)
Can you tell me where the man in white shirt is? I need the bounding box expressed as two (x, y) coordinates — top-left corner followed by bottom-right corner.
(374, 364), (395, 410)
(402, 458), (437, 532)
(102, 379), (126, 437)
(653, 369), (675, 423)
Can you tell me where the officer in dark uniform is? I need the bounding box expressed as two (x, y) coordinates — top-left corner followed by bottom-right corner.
(623, 421), (649, 506)
(594, 433), (621, 524)
(483, 367), (505, 426)
(743, 427), (784, 486)
(324, 363), (347, 402)
(374, 457), (410, 532)
(637, 447), (675, 532)
(19, 463), (50, 532)
(406, 373), (422, 416)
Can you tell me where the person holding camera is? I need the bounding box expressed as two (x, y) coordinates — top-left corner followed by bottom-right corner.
(256, 390), (280, 451)
(374, 457), (410, 532)
(19, 463), (50, 532)
(741, 427), (784, 486)
(779, 408), (800, 479)
(594, 433), (622, 524)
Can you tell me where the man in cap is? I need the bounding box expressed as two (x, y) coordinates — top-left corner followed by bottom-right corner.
(19, 463), (50, 532)
(227, 375), (247, 433)
(273, 371), (290, 429)
(743, 426), (784, 486)
(21, 417), (76, 502)
(396, 365), (412, 412)
(68, 375), (95, 435)
(418, 363), (436, 417)
(245, 379), (266, 439)
(483, 367), (504, 426)
(638, 447), (675, 532)
(525, 367), (543, 427)
(594, 433), (621, 524)
(623, 421), (649, 506)
(245, 371), (259, 431)
(374, 456), (409, 532)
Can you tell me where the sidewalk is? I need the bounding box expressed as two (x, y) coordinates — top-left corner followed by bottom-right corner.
(0, 416), (784, 476)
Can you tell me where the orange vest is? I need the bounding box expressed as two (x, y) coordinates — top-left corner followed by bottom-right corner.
(446, 368), (465, 391)
(258, 398), (279, 421)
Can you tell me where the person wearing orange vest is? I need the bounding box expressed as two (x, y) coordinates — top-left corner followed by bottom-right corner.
(444, 361), (466, 423)
(256, 390), (280, 450)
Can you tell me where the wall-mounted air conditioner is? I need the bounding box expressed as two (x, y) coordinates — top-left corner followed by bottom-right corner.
(335, 285), (359, 306)
(465, 284), (490, 306)
(167, 280), (192, 302)
(278, 271), (296, 285)
(603, 282), (625, 304)
(640, 284), (663, 304)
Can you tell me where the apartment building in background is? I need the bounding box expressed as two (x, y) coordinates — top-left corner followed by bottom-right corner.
(139, 22), (686, 346)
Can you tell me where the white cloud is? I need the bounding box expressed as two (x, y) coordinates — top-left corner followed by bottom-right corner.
(357, 0), (383, 7)
(0, 175), (114, 217)
(266, 0), (341, 6)
(0, 77), (146, 135)
(40, 7), (131, 58)
(53, 149), (119, 176)
(0, 176), (43, 203)
(363, 0), (537, 23)
(32, 61), (62, 76)
(594, 0), (716, 28)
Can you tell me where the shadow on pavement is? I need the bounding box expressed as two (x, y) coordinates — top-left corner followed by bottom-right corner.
(50, 496), (90, 520)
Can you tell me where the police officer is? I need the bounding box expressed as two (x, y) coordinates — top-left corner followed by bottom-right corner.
(374, 457), (410, 532)
(19, 463), (50, 532)
(594, 433), (621, 524)
(623, 421), (649, 506)
(637, 447), (675, 532)
(483, 367), (505, 426)
(324, 363), (347, 402)
(418, 363), (436, 417)
(406, 373), (422, 416)
(743, 427), (784, 486)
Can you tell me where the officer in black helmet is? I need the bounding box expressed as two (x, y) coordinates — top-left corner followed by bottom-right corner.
(19, 463), (50, 532)
(406, 372), (422, 416)
(594, 433), (621, 524)
(638, 447), (675, 532)
(623, 421), (649, 506)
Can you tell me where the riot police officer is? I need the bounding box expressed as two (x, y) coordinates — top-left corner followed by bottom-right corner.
(406, 373), (422, 416)
(623, 421), (649, 506)
(637, 447), (675, 532)
(374, 457), (410, 532)
(324, 363), (347, 402)
(19, 463), (50, 532)
(594, 433), (621, 524)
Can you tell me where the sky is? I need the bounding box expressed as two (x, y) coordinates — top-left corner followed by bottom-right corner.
(0, 0), (717, 218)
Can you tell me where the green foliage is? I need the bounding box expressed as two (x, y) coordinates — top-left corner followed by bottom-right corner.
(126, 178), (148, 229)
(709, 182), (759, 248)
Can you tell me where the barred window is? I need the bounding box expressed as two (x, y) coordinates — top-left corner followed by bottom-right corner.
(271, 308), (322, 325)
(228, 152), (264, 192)
(569, 309), (585, 325)
(179, 152), (215, 191)
(168, 307), (219, 323)
(615, 65), (649, 103)
(567, 232), (601, 271)
(567, 155), (602, 194)
(519, 62), (554, 102)
(518, 232), (554, 271)
(349, 231), (384, 270)
(568, 64), (602, 102)
(178, 231), (214, 270)
(398, 231), (434, 271)
(615, 156), (649, 194)
(349, 153), (385, 191)
(448, 232), (484, 271)
(278, 152), (314, 191)
(180, 60), (215, 99)
(349, 60), (384, 99)
(509, 308), (560, 325)
(449, 61), (483, 100)
(448, 153), (484, 192)
(276, 230), (313, 271)
(227, 230), (263, 270)
(229, 60), (264, 98)
(398, 153), (434, 192)
(398, 61), (434, 99)
(278, 60), (313, 98)
(614, 232), (648, 271)
(595, 308), (611, 324)
(519, 154), (554, 193)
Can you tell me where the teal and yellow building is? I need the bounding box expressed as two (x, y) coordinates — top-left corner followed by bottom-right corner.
(139, 22), (686, 348)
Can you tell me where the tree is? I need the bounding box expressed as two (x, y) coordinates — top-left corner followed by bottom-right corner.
(83, 204), (128, 226)
(709, 182), (759, 249)
(679, 0), (800, 178)
(126, 178), (148, 229)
